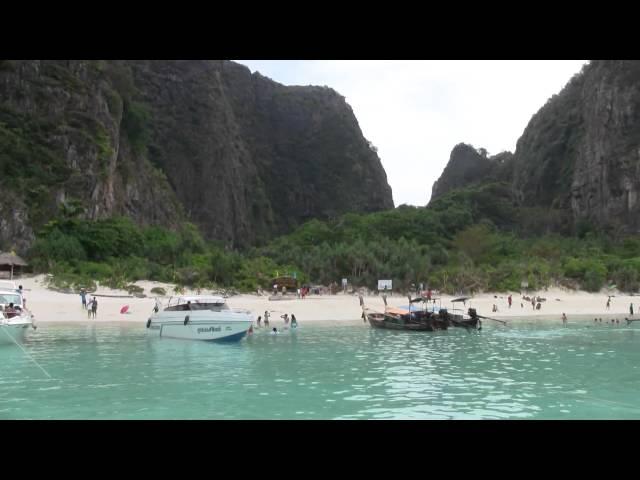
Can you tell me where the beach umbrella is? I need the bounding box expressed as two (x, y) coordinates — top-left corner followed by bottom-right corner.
(120, 305), (130, 314)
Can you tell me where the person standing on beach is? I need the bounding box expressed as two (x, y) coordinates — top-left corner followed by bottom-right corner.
(630, 303), (634, 316)
(606, 297), (611, 310)
(508, 295), (512, 309)
(531, 297), (536, 310)
(80, 289), (87, 309)
(264, 310), (270, 326)
(91, 298), (98, 318)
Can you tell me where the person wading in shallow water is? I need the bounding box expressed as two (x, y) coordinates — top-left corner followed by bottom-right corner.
(562, 313), (567, 325)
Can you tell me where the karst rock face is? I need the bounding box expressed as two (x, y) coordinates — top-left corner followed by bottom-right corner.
(0, 60), (394, 252)
(431, 60), (640, 234)
(430, 143), (501, 201)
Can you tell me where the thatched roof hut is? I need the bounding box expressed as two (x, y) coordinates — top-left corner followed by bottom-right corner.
(0, 252), (28, 279)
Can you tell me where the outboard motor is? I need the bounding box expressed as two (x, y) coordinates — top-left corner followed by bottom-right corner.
(468, 308), (480, 330)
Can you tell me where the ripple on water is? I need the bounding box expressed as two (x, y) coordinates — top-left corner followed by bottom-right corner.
(2, 322), (640, 419)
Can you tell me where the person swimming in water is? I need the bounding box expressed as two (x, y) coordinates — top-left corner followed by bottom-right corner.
(271, 327), (278, 334)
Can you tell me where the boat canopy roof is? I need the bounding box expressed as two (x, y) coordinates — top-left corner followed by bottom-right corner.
(409, 296), (440, 303)
(451, 296), (473, 303)
(174, 295), (226, 305)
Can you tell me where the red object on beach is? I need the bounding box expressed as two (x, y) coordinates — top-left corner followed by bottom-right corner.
(120, 305), (130, 314)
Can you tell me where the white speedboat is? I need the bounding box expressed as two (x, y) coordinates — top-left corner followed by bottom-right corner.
(0, 283), (35, 345)
(146, 295), (252, 342)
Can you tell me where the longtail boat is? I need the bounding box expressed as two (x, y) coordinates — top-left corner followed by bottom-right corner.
(360, 294), (484, 332)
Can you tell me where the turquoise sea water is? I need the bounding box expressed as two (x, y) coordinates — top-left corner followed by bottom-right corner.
(1, 320), (640, 419)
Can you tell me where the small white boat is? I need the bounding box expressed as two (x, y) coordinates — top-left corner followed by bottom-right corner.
(0, 283), (35, 345)
(147, 295), (252, 342)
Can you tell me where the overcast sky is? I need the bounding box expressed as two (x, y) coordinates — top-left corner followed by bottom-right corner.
(235, 60), (587, 206)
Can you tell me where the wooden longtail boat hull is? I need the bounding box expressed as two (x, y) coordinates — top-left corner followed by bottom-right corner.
(365, 310), (480, 332)
(366, 312), (448, 331)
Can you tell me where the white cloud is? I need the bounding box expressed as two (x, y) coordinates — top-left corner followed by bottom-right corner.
(236, 60), (587, 206)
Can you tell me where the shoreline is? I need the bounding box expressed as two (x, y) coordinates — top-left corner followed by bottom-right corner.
(11, 275), (640, 326)
(31, 314), (634, 328)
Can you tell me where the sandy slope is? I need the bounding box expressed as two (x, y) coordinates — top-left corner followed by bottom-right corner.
(12, 275), (640, 327)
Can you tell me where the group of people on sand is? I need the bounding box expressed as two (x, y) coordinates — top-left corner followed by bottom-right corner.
(79, 289), (98, 318)
(255, 310), (298, 334)
(501, 294), (545, 311)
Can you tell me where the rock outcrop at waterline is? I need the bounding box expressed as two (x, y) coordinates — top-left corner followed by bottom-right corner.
(0, 60), (394, 252)
(430, 60), (640, 235)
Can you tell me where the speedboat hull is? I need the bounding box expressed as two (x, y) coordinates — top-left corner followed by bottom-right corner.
(147, 310), (252, 342)
(0, 321), (30, 345)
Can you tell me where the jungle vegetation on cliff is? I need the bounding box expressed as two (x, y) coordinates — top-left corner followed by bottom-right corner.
(28, 182), (640, 294)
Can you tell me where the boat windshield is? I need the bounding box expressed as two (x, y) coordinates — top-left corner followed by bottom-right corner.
(0, 293), (21, 306)
(165, 302), (229, 312)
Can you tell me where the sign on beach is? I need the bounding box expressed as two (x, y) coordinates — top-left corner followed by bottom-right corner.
(378, 279), (392, 291)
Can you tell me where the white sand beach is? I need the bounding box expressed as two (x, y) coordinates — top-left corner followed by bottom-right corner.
(12, 275), (639, 327)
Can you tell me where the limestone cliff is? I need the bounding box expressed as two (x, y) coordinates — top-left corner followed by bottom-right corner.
(430, 143), (512, 201)
(0, 60), (394, 252)
(430, 60), (640, 235)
